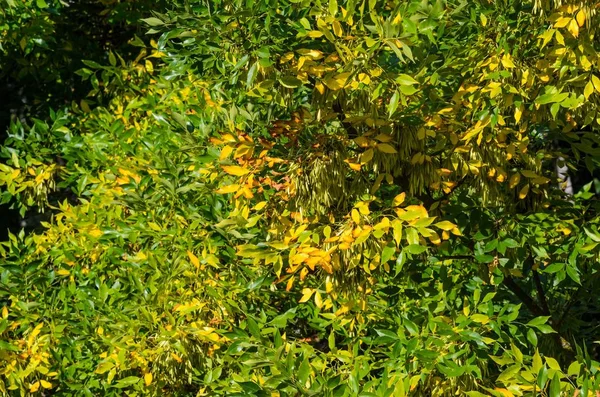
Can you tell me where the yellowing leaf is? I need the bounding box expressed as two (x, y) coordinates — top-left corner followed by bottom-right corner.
(299, 288), (314, 303)
(89, 228), (103, 238)
(471, 314), (490, 324)
(584, 81), (594, 99)
(509, 173), (521, 189)
(40, 380), (52, 389)
(576, 10), (586, 27)
(30, 382), (40, 393)
(57, 269), (70, 276)
(323, 72), (351, 90)
(392, 192), (406, 207)
(188, 251), (200, 268)
(519, 184), (530, 199)
(494, 388), (515, 397)
(219, 145), (233, 160)
(377, 143), (397, 154)
(501, 54), (515, 69)
(144, 372), (153, 386)
(80, 99), (91, 113)
(314, 291), (323, 308)
(351, 209), (361, 224)
(215, 184), (240, 194)
(332, 20), (343, 37)
(567, 18), (579, 37)
(296, 49), (324, 59)
(514, 104), (523, 123)
(315, 81), (325, 94)
(592, 75), (600, 93)
(554, 16), (571, 28)
(360, 148), (374, 164)
(434, 221), (456, 231)
(222, 165), (250, 176)
(480, 13), (488, 27)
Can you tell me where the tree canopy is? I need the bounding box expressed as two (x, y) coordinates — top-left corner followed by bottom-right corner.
(1, 0), (600, 395)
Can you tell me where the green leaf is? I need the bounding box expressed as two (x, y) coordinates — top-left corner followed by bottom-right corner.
(388, 90), (400, 117)
(280, 76), (302, 88)
(141, 17), (164, 26)
(549, 372), (561, 397)
(329, 0), (338, 16)
(381, 244), (396, 264)
(297, 357), (310, 384)
(527, 328), (538, 346)
(396, 74), (418, 86)
(527, 316), (551, 326)
(247, 62), (258, 88)
(566, 264), (581, 285)
(535, 92), (569, 105)
(405, 244), (426, 255)
(113, 376), (140, 388)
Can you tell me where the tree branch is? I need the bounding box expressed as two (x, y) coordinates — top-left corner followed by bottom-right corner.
(533, 270), (550, 315)
(502, 275), (545, 317)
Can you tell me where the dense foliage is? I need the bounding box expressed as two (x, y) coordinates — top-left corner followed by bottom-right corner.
(1, 0), (600, 395)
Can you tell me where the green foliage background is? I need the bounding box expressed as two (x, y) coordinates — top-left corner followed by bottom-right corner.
(1, 0), (600, 396)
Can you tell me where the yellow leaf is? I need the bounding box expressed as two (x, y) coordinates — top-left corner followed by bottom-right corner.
(89, 228), (103, 238)
(286, 276), (295, 292)
(434, 221), (456, 231)
(314, 291), (323, 308)
(254, 201), (267, 211)
(471, 314), (490, 324)
(30, 382), (40, 392)
(576, 10), (586, 27)
(188, 251), (200, 268)
(377, 143), (397, 154)
(144, 372), (153, 386)
(97, 326), (104, 336)
(584, 81), (594, 100)
(323, 72), (351, 90)
(494, 388), (514, 397)
(509, 173), (521, 189)
(325, 277), (333, 293)
(519, 184), (530, 199)
(219, 145), (233, 160)
(307, 30), (324, 38)
(567, 18), (579, 37)
(554, 16), (571, 28)
(1, 306), (7, 319)
(351, 209), (361, 224)
(592, 75), (600, 93)
(57, 269), (70, 276)
(40, 380), (52, 389)
(296, 49), (324, 59)
(315, 81), (325, 95)
(299, 288), (314, 303)
(392, 193), (405, 207)
(514, 104), (523, 123)
(332, 21), (343, 37)
(501, 54), (515, 69)
(148, 222), (161, 231)
(480, 13), (488, 27)
(222, 165), (250, 176)
(215, 184), (240, 194)
(347, 162), (361, 171)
